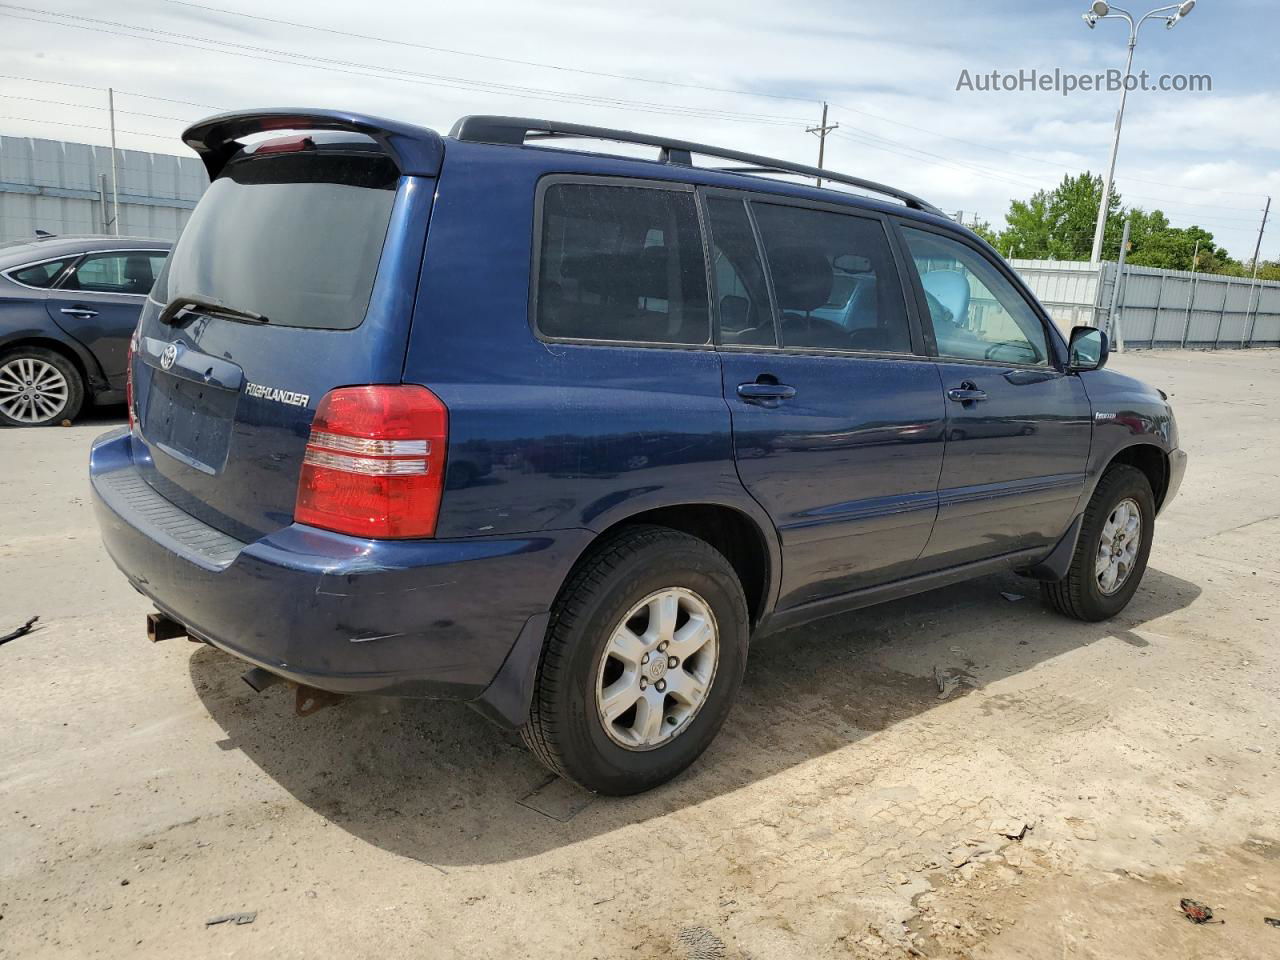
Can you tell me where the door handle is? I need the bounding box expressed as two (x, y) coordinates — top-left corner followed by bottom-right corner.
(60, 307), (99, 319)
(947, 383), (987, 403)
(737, 381), (797, 404)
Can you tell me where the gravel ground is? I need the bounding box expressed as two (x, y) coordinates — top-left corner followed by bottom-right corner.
(1, 349), (1278, 959)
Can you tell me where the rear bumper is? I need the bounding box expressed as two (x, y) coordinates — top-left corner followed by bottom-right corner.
(90, 428), (589, 702)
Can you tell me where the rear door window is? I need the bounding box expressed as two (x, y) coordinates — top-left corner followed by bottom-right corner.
(154, 151), (399, 329)
(8, 259), (71, 288)
(751, 202), (911, 354)
(535, 182), (710, 345)
(63, 252), (164, 295)
(705, 196), (776, 347)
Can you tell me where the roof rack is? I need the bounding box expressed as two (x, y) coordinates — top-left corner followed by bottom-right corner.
(449, 116), (944, 216)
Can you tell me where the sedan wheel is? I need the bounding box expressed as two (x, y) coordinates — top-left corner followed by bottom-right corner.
(0, 350), (81, 426)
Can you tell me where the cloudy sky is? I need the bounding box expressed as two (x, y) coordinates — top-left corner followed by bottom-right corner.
(0, 0), (1274, 258)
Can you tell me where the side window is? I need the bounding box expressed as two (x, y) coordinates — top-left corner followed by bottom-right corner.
(705, 197), (775, 346)
(8, 259), (70, 288)
(535, 183), (709, 345)
(63, 252), (159, 295)
(900, 227), (1048, 366)
(751, 203), (911, 353)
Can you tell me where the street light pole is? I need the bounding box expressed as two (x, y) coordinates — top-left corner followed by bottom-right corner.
(1081, 1), (1197, 263)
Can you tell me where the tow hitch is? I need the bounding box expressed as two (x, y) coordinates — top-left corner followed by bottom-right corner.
(146, 612), (187, 643)
(240, 666), (345, 716)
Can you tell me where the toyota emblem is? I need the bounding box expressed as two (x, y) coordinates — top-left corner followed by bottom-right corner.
(160, 343), (178, 371)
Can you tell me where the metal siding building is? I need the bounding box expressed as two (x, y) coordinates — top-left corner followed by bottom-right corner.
(0, 136), (206, 242)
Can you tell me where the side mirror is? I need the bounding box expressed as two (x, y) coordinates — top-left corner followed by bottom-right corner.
(1068, 325), (1109, 371)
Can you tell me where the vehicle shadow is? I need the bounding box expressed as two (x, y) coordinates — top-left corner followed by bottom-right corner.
(188, 565), (1200, 868)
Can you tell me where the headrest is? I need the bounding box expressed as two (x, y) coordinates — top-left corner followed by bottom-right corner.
(920, 270), (970, 325)
(768, 246), (832, 313)
(123, 255), (154, 285)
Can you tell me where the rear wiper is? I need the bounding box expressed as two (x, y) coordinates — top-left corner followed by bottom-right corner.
(159, 294), (269, 326)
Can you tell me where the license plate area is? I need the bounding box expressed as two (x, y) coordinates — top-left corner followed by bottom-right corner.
(143, 372), (238, 474)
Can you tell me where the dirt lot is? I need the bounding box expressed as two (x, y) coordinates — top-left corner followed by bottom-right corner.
(2, 349), (1279, 959)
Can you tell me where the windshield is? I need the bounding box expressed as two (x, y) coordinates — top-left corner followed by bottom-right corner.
(154, 150), (399, 329)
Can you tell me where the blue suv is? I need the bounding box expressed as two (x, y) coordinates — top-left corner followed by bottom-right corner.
(91, 110), (1186, 794)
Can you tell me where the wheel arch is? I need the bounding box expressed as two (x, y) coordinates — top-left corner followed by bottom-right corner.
(470, 499), (779, 731)
(580, 501), (779, 628)
(1103, 442), (1170, 510)
(0, 334), (101, 396)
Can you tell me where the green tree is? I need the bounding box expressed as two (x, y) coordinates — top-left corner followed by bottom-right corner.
(998, 172), (1122, 260)
(1123, 214), (1240, 273)
(968, 218), (1001, 248)
(992, 173), (1249, 275)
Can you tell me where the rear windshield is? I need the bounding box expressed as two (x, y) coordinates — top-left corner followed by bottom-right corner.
(154, 151), (399, 330)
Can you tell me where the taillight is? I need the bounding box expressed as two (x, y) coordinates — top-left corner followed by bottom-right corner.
(126, 329), (138, 432)
(294, 385), (448, 539)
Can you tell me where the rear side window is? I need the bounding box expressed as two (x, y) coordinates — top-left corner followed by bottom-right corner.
(154, 152), (398, 330)
(536, 183), (710, 345)
(8, 259), (70, 288)
(705, 197), (775, 347)
(63, 252), (166, 294)
(752, 203), (911, 354)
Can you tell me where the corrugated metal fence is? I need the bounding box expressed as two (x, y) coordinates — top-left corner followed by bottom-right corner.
(1012, 258), (1280, 349)
(0, 136), (207, 242)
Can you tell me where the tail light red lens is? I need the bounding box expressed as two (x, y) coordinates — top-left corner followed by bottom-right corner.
(126, 329), (138, 431)
(294, 385), (448, 539)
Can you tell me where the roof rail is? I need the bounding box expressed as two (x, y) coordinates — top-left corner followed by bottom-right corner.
(449, 115), (944, 216)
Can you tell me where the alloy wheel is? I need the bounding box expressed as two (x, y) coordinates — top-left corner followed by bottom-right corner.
(1096, 497), (1142, 595)
(0, 357), (70, 424)
(594, 587), (719, 750)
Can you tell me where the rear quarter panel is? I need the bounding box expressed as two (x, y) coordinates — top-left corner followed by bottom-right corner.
(403, 141), (777, 566)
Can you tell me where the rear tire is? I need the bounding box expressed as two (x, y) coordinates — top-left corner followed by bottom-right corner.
(521, 525), (749, 795)
(1041, 464), (1155, 622)
(0, 346), (84, 427)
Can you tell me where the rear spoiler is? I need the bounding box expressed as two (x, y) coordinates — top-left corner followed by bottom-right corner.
(182, 109), (446, 180)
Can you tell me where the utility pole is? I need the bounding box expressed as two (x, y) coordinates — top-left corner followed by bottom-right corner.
(1241, 195), (1271, 347)
(806, 102), (838, 189)
(108, 87), (120, 236)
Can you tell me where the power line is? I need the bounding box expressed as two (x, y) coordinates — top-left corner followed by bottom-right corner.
(0, 114), (174, 139)
(161, 0), (818, 107)
(168, 0), (1265, 203)
(0, 92), (195, 123)
(0, 71), (224, 109)
(828, 100), (1266, 201)
(3, 6), (1266, 233)
(829, 128), (1266, 229)
(0, 6), (809, 128)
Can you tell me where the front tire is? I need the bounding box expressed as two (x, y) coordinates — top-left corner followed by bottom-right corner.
(0, 347), (84, 426)
(1042, 464), (1155, 621)
(521, 525), (749, 795)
